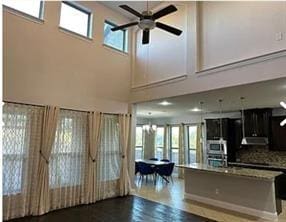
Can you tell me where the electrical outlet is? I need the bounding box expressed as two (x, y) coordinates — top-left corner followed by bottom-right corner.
(215, 188), (219, 195)
(276, 32), (283, 41)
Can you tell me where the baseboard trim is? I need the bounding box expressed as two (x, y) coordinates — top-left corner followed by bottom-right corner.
(184, 193), (279, 221)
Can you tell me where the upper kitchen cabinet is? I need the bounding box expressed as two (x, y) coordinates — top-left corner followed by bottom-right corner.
(243, 109), (272, 137)
(271, 116), (286, 151)
(206, 118), (229, 140)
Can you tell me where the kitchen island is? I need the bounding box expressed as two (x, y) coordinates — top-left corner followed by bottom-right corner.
(177, 163), (283, 220)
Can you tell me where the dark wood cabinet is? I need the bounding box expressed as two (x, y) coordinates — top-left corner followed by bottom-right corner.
(271, 116), (286, 151)
(243, 109), (272, 137)
(229, 119), (242, 150)
(206, 118), (229, 140)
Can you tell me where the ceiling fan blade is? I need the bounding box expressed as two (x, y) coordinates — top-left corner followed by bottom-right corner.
(119, 5), (142, 18)
(142, 30), (150, 44)
(155, 22), (182, 36)
(152, 5), (177, 20)
(111, 22), (138, 31)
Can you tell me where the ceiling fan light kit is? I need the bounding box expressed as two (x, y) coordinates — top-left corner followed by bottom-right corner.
(111, 4), (183, 44)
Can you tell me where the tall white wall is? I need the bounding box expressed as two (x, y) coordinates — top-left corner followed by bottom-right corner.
(131, 1), (286, 103)
(3, 1), (132, 113)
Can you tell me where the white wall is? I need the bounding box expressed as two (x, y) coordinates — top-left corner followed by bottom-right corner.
(3, 1), (132, 113)
(200, 1), (286, 69)
(132, 2), (188, 87)
(131, 1), (286, 103)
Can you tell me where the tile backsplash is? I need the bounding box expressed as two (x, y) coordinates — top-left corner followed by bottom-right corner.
(236, 146), (286, 168)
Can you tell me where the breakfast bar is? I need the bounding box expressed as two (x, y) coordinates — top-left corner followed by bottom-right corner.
(177, 163), (283, 220)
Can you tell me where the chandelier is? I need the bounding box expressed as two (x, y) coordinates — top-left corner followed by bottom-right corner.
(143, 124), (157, 133)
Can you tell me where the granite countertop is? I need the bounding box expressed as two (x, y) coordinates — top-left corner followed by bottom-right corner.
(177, 163), (283, 181)
(228, 162), (286, 171)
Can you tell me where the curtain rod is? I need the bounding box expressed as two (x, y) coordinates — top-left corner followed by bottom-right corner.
(3, 100), (128, 116)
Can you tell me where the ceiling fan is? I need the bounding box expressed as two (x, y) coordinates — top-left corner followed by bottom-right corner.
(111, 4), (182, 44)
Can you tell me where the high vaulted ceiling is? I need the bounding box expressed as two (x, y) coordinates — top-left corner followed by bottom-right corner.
(100, 1), (162, 20)
(137, 77), (286, 118)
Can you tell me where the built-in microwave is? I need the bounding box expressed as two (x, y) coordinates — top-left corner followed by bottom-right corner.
(207, 140), (227, 155)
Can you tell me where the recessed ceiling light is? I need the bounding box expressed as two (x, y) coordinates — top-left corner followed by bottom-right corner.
(158, 101), (172, 106)
(190, 107), (201, 112)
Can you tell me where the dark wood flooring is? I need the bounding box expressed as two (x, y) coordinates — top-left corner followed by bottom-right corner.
(9, 195), (216, 222)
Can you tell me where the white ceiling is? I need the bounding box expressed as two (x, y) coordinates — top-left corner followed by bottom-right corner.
(137, 78), (286, 118)
(100, 1), (162, 20)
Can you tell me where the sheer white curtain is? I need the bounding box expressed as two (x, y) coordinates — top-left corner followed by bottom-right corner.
(96, 114), (121, 200)
(143, 130), (156, 159)
(3, 103), (43, 220)
(49, 109), (88, 210)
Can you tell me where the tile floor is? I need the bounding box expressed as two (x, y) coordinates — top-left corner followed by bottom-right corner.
(132, 176), (286, 222)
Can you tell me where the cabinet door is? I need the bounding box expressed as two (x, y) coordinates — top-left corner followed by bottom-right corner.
(243, 110), (255, 136)
(206, 119), (229, 140)
(271, 116), (286, 151)
(206, 119), (220, 140)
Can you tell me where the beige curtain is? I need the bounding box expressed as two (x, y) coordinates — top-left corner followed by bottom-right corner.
(178, 124), (187, 179)
(163, 124), (170, 159)
(118, 114), (131, 196)
(85, 111), (103, 203)
(33, 106), (59, 215)
(196, 123), (204, 163)
(3, 103), (43, 220)
(143, 129), (156, 159)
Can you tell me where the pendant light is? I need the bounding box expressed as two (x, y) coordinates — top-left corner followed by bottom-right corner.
(199, 101), (204, 144)
(218, 99), (224, 142)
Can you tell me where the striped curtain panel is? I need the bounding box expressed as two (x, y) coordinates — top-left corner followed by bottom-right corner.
(163, 124), (170, 159)
(118, 114), (131, 196)
(34, 106), (59, 215)
(178, 124), (187, 179)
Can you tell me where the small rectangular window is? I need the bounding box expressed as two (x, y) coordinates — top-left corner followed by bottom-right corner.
(59, 1), (92, 38)
(104, 21), (127, 52)
(3, 0), (44, 20)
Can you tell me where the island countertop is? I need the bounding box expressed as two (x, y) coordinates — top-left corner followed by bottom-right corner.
(177, 163), (283, 181)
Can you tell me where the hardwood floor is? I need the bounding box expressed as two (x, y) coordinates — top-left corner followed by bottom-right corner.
(133, 176), (286, 222)
(8, 196), (215, 222)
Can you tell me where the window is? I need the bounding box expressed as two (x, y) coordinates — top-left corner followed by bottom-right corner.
(104, 21), (127, 52)
(59, 1), (92, 38)
(3, 110), (28, 195)
(170, 126), (179, 165)
(187, 125), (198, 164)
(135, 126), (143, 160)
(98, 115), (120, 182)
(2, 103), (42, 196)
(3, 0), (44, 19)
(155, 127), (164, 160)
(49, 110), (87, 188)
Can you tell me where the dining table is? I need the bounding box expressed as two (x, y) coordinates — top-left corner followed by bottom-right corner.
(135, 159), (171, 183)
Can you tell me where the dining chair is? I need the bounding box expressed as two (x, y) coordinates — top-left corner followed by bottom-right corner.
(135, 162), (139, 175)
(160, 159), (170, 162)
(137, 162), (156, 184)
(155, 162), (175, 183)
(149, 158), (158, 161)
